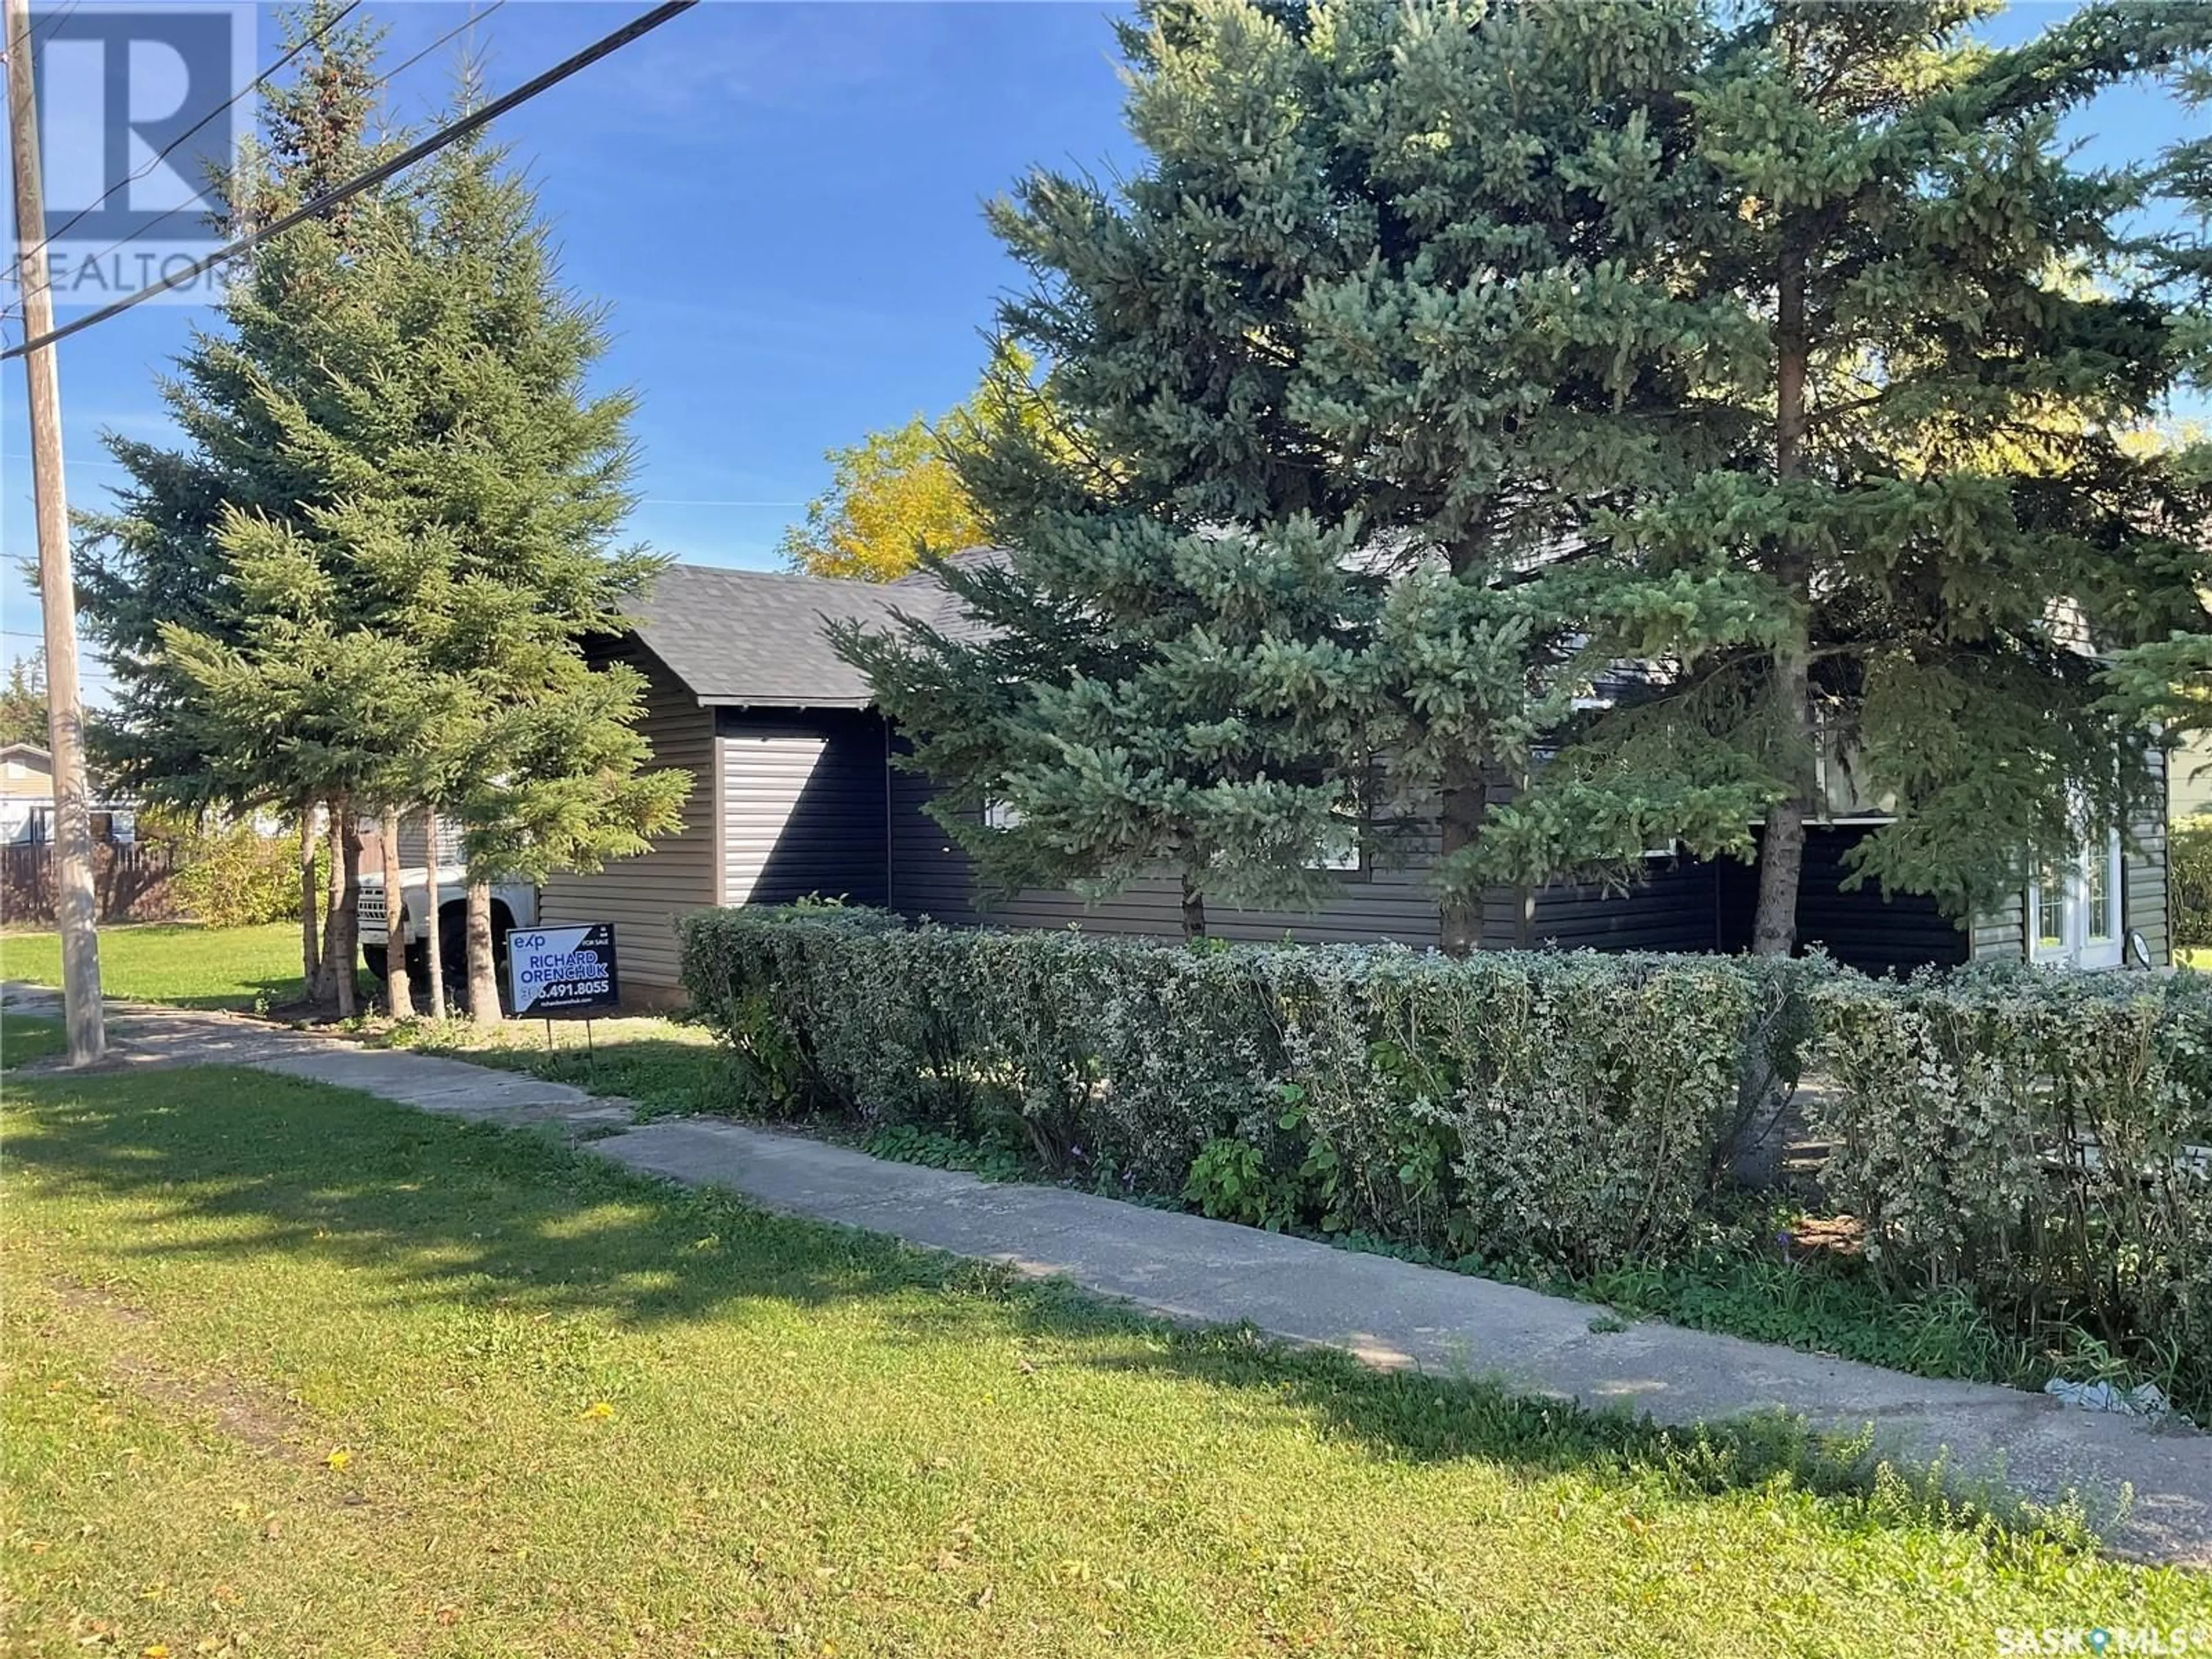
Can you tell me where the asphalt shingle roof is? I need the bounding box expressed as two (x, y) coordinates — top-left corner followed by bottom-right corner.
(628, 555), (993, 708)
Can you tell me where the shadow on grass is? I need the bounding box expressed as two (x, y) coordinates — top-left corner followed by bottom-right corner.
(1, 1011), (69, 1067)
(0, 1064), (2087, 1548)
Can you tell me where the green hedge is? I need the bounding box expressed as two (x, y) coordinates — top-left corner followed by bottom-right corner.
(679, 907), (1809, 1272)
(1812, 965), (2212, 1389)
(681, 907), (2212, 1397)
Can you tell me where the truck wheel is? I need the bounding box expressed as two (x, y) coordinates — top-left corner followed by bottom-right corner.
(439, 908), (469, 1010)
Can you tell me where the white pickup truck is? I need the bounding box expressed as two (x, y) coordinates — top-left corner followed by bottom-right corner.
(357, 821), (537, 1006)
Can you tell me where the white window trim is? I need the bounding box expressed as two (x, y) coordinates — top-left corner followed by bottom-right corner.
(1308, 819), (1365, 874)
(2027, 827), (2124, 970)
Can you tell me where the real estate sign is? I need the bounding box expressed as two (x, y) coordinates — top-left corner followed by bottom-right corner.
(506, 925), (619, 1017)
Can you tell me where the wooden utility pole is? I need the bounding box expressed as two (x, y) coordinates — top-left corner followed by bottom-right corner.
(6, 0), (104, 1063)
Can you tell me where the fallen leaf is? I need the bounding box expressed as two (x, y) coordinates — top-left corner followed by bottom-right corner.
(581, 1401), (614, 1422)
(324, 1449), (351, 1472)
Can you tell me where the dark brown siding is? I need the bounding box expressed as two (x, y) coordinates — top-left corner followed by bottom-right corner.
(1714, 828), (1970, 975)
(719, 708), (888, 909)
(541, 643), (717, 990)
(1520, 862), (1725, 955)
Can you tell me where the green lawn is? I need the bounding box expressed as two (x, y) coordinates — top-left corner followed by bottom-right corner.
(6, 1069), (2207, 1657)
(378, 1012), (736, 1121)
(1, 1012), (67, 1068)
(0, 921), (312, 1010)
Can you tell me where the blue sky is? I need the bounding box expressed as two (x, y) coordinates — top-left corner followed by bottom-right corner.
(0, 1), (1140, 690)
(1, 1), (2202, 695)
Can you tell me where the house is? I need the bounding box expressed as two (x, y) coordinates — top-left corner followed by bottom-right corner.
(2175, 730), (2212, 824)
(539, 562), (2174, 997)
(0, 743), (137, 846)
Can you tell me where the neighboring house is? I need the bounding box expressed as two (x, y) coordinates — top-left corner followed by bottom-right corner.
(2174, 729), (2212, 823)
(540, 562), (2173, 995)
(0, 743), (136, 846)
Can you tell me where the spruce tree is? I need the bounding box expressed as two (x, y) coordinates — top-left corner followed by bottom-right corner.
(2103, 56), (2212, 802)
(82, 19), (688, 1018)
(844, 0), (1774, 946)
(861, 0), (2210, 955)
(1493, 1), (2212, 948)
(76, 1), (399, 1010)
(354, 133), (689, 1018)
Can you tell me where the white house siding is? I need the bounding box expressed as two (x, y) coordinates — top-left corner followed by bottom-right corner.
(539, 643), (719, 992)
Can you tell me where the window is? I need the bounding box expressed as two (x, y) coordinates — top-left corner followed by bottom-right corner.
(2027, 829), (2123, 969)
(2034, 870), (2068, 951)
(1309, 811), (1365, 873)
(2084, 850), (2113, 946)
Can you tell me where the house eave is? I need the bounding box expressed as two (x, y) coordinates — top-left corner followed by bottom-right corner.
(692, 695), (878, 711)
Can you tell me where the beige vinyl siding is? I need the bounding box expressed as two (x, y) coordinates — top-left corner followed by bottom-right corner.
(2173, 731), (2212, 822)
(1970, 893), (2028, 963)
(1970, 750), (2170, 968)
(539, 644), (718, 990)
(2127, 762), (2171, 966)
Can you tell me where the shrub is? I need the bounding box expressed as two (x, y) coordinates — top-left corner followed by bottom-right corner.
(2173, 815), (2212, 951)
(680, 908), (1813, 1274)
(1810, 965), (2212, 1402)
(158, 813), (305, 929)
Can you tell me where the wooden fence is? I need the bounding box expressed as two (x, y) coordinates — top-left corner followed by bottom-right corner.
(0, 842), (179, 926)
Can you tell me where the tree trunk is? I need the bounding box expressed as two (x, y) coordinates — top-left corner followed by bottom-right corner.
(297, 800), (321, 993)
(1437, 531), (1493, 957)
(1751, 225), (1814, 960)
(1179, 873), (1206, 942)
(312, 795), (348, 1007)
(464, 879), (502, 1025)
(1437, 766), (1488, 957)
(379, 804), (413, 1018)
(317, 796), (362, 1018)
(420, 806), (447, 1021)
(1751, 633), (1813, 958)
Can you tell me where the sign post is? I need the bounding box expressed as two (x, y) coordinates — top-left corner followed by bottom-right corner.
(505, 925), (620, 1052)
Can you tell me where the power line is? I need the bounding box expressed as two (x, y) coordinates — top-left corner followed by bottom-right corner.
(40, 0), (512, 291)
(20, 0), (82, 49)
(18, 1), (363, 270)
(3, 0), (696, 361)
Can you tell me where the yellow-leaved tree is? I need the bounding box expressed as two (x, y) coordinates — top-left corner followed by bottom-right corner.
(781, 344), (1063, 580)
(780, 415), (984, 581)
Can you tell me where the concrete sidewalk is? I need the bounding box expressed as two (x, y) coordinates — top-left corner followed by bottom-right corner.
(7, 982), (2211, 1567)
